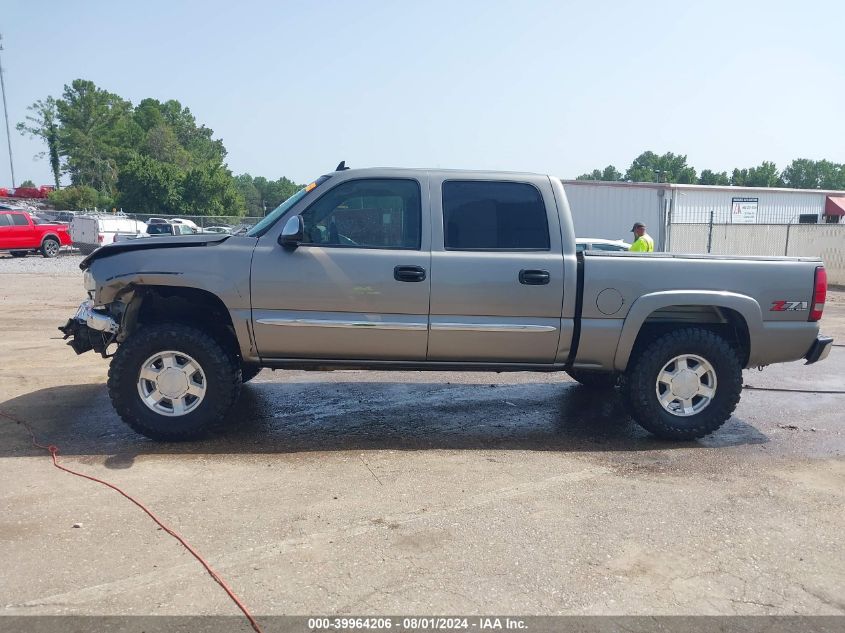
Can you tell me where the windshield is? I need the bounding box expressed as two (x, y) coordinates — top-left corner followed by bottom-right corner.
(246, 175), (331, 237)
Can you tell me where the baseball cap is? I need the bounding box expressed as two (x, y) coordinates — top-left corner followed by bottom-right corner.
(630, 222), (645, 231)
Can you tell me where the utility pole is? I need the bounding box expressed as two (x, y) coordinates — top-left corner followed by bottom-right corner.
(0, 33), (15, 188)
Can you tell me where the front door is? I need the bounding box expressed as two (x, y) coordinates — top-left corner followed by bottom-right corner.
(251, 176), (431, 361)
(427, 176), (564, 363)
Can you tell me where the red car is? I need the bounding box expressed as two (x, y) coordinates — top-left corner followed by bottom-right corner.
(0, 209), (72, 258)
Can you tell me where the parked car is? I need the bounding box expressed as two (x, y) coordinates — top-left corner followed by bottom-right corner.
(202, 226), (232, 234)
(114, 220), (199, 242)
(169, 218), (200, 231)
(576, 238), (631, 253)
(69, 213), (147, 254)
(60, 166), (832, 442)
(40, 210), (76, 224)
(0, 209), (72, 257)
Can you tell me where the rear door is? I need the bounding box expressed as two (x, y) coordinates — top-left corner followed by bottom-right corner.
(251, 175), (431, 360)
(70, 217), (97, 245)
(428, 176), (564, 363)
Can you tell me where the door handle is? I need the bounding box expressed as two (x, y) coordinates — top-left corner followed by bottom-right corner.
(394, 265), (427, 282)
(519, 269), (550, 285)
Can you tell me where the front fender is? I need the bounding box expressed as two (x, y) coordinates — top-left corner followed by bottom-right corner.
(613, 290), (763, 371)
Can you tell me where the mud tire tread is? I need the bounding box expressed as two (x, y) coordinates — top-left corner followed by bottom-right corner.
(622, 327), (742, 440)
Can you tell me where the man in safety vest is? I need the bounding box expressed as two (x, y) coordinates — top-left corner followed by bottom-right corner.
(629, 222), (654, 252)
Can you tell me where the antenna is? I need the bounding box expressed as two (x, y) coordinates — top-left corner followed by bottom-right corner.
(0, 33), (15, 188)
(335, 161), (349, 171)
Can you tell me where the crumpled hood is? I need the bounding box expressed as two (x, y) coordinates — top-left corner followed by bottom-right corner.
(79, 233), (231, 270)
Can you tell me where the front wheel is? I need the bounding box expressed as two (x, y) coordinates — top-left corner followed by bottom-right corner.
(41, 237), (60, 258)
(241, 364), (262, 383)
(622, 328), (742, 440)
(107, 323), (241, 441)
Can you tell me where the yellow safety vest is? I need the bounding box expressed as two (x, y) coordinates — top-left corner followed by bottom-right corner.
(630, 234), (654, 252)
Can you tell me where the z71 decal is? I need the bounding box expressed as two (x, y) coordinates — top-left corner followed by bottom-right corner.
(771, 300), (808, 312)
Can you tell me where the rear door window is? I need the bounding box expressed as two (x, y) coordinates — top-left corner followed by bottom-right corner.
(10, 214), (29, 226)
(442, 181), (549, 250)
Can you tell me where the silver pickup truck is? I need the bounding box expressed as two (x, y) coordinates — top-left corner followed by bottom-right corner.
(60, 166), (833, 442)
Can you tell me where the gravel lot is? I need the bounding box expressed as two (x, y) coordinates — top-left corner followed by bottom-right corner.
(0, 263), (843, 620)
(0, 251), (84, 275)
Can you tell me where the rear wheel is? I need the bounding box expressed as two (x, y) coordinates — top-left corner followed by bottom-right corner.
(10, 250), (28, 258)
(40, 237), (60, 258)
(622, 327), (742, 440)
(107, 323), (241, 441)
(567, 369), (618, 389)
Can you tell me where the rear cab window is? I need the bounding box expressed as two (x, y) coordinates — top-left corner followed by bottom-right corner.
(442, 181), (550, 251)
(10, 214), (29, 226)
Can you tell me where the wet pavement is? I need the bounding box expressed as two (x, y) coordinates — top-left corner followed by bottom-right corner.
(0, 272), (843, 617)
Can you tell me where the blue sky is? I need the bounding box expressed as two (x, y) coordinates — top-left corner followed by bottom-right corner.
(2, 0), (844, 186)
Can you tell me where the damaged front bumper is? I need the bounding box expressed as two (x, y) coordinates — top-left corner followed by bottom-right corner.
(59, 300), (119, 356)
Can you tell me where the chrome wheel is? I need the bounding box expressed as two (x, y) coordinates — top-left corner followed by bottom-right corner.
(137, 351), (207, 417)
(655, 354), (717, 417)
(43, 239), (59, 257)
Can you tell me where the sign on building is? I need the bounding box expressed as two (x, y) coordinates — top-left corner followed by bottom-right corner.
(731, 197), (758, 224)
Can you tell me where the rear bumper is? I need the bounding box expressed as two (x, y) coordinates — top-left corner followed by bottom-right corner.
(804, 335), (834, 365)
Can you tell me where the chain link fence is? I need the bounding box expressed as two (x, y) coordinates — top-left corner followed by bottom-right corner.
(666, 215), (845, 285)
(121, 214), (265, 230)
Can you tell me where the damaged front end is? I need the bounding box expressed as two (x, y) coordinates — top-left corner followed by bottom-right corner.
(59, 300), (120, 357)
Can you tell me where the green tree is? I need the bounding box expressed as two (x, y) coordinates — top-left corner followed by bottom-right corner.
(576, 165), (622, 181)
(234, 174), (262, 215)
(48, 185), (110, 210)
(625, 151), (697, 183)
(181, 164), (245, 216)
(143, 123), (191, 169)
(698, 169), (730, 186)
(19, 179), (36, 188)
(781, 159), (845, 189)
(816, 160), (845, 189)
(55, 79), (137, 196)
(117, 156), (184, 214)
(16, 97), (62, 189)
(731, 161), (781, 187)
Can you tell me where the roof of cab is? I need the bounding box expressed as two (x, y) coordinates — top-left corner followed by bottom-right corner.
(327, 166), (550, 179)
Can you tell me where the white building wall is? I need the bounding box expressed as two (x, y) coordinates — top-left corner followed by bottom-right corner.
(670, 187), (827, 224)
(562, 182), (666, 246)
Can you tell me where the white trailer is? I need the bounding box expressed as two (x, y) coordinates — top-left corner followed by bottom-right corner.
(69, 214), (146, 254)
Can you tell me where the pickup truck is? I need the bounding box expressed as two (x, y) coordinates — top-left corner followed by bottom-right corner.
(59, 166), (833, 442)
(0, 209), (71, 257)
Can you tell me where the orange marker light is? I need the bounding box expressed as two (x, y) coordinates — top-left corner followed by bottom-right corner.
(305, 182), (317, 192)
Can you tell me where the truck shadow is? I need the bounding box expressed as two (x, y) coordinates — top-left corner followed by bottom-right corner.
(0, 380), (768, 462)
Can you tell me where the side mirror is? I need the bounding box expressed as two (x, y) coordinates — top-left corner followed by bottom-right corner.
(278, 215), (304, 248)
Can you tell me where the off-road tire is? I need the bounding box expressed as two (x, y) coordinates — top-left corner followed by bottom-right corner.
(241, 364), (262, 383)
(107, 322), (241, 441)
(567, 369), (618, 389)
(10, 250), (28, 258)
(40, 237), (60, 258)
(622, 327), (742, 440)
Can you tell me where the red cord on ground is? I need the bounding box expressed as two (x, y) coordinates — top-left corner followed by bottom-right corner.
(0, 409), (264, 633)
